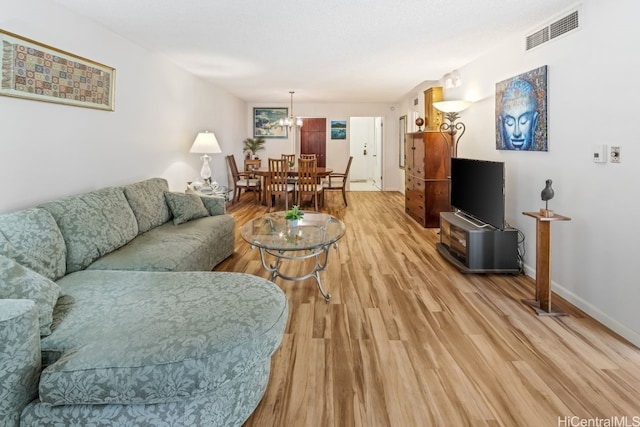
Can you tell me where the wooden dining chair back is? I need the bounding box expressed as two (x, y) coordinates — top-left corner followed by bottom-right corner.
(281, 154), (296, 165)
(296, 157), (323, 210)
(226, 155), (261, 203)
(300, 153), (317, 160)
(281, 153), (298, 188)
(323, 156), (353, 206)
(266, 158), (294, 211)
(244, 159), (261, 175)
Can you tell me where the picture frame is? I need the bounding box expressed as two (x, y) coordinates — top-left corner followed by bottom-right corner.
(253, 107), (288, 139)
(330, 120), (346, 140)
(0, 29), (116, 111)
(495, 65), (548, 151)
(399, 115), (407, 168)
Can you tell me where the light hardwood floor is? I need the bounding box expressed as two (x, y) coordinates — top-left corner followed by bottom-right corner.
(217, 191), (640, 427)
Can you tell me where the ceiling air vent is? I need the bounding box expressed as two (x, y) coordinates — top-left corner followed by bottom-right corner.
(550, 10), (579, 39)
(526, 9), (579, 51)
(526, 27), (549, 50)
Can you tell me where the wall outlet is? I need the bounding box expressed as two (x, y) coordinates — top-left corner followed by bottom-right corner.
(611, 146), (621, 163)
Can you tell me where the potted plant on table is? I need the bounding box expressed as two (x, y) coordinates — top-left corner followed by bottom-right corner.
(285, 205), (304, 228)
(243, 137), (266, 159)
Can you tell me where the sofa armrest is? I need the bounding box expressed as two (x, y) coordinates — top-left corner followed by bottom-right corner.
(0, 299), (41, 427)
(199, 195), (226, 216)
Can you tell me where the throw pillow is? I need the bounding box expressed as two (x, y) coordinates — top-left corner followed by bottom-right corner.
(199, 195), (225, 216)
(164, 192), (210, 225)
(0, 255), (61, 336)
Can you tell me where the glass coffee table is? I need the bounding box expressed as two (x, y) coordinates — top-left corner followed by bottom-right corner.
(240, 212), (346, 302)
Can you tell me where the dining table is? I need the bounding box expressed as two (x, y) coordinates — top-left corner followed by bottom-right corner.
(250, 166), (333, 205)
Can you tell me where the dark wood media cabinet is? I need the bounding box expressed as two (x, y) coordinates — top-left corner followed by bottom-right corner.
(404, 131), (450, 228)
(436, 211), (520, 274)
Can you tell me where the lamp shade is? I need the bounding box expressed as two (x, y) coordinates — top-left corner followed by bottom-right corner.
(432, 100), (472, 113)
(189, 131), (222, 154)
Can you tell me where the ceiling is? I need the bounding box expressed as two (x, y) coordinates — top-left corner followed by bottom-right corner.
(51, 0), (577, 104)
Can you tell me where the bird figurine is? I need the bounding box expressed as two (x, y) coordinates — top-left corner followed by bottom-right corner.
(541, 179), (554, 215)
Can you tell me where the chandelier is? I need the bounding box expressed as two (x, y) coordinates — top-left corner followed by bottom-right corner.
(279, 91), (303, 129)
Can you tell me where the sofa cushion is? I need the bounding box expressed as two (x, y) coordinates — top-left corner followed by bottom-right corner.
(0, 299), (41, 426)
(199, 195), (226, 216)
(40, 187), (139, 273)
(0, 208), (67, 281)
(164, 192), (210, 225)
(0, 255), (60, 336)
(122, 178), (172, 233)
(21, 361), (270, 427)
(39, 270), (288, 406)
(86, 215), (235, 272)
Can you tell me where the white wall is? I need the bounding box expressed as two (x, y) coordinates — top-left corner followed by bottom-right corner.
(402, 0), (639, 345)
(245, 102), (402, 191)
(1, 0), (246, 213)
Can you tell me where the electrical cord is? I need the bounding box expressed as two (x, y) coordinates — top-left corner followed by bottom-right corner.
(506, 222), (526, 274)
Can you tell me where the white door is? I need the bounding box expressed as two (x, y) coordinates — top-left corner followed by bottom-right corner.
(349, 117), (383, 190)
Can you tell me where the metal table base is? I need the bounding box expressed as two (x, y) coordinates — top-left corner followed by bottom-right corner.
(254, 242), (339, 302)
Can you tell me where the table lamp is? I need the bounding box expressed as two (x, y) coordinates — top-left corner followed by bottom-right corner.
(190, 130), (222, 189)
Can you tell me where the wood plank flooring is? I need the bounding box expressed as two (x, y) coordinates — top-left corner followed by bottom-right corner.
(217, 191), (640, 427)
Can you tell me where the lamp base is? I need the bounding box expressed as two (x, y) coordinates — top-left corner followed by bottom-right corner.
(200, 180), (220, 192)
(200, 154), (212, 185)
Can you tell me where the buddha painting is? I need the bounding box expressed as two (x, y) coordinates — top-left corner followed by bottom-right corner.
(495, 66), (548, 151)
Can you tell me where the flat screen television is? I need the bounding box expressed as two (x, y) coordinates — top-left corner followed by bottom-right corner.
(450, 158), (506, 230)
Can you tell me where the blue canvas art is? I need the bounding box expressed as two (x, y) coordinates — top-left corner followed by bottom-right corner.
(495, 65), (548, 151)
(331, 120), (346, 140)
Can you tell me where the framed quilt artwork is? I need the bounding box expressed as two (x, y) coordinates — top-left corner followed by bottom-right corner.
(495, 65), (548, 151)
(253, 108), (288, 139)
(0, 29), (115, 111)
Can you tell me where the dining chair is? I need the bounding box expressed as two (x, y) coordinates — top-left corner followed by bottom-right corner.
(281, 154), (296, 166)
(266, 158), (295, 211)
(226, 155), (261, 203)
(244, 158), (261, 174)
(281, 153), (298, 193)
(323, 156), (353, 207)
(296, 157), (323, 210)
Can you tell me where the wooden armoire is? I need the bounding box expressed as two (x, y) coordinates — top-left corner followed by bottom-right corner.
(405, 131), (451, 228)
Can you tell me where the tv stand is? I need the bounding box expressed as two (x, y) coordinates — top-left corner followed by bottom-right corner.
(453, 211), (493, 229)
(437, 212), (519, 274)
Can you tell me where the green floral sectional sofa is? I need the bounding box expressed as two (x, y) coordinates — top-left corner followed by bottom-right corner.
(0, 178), (288, 427)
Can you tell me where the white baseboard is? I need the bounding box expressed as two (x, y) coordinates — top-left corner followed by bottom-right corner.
(522, 265), (640, 348)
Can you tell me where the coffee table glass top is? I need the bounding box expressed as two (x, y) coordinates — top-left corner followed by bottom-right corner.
(240, 212), (345, 252)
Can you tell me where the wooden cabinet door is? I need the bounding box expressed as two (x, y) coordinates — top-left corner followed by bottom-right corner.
(424, 132), (450, 180)
(405, 132), (422, 177)
(300, 118), (326, 167)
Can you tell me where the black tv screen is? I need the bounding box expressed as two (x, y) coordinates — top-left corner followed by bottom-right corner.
(450, 158), (505, 229)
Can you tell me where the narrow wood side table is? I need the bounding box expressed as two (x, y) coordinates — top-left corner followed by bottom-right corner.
(522, 211), (571, 316)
